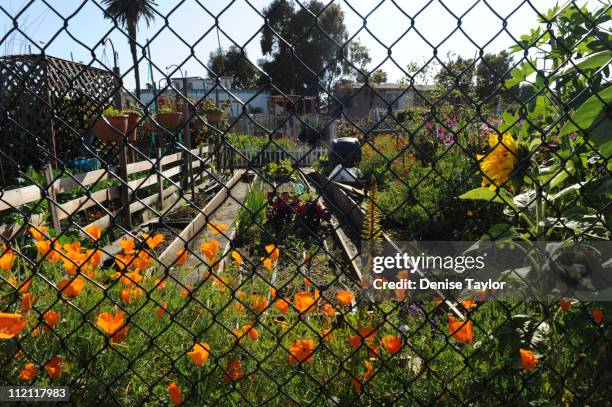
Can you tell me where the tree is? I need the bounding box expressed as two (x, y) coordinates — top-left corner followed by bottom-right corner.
(208, 46), (260, 89)
(260, 1), (368, 96)
(102, 0), (157, 101)
(370, 69), (388, 84)
(476, 51), (517, 104)
(342, 40), (371, 83)
(435, 53), (476, 104)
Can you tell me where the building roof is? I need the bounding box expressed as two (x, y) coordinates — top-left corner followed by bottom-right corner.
(341, 82), (436, 92)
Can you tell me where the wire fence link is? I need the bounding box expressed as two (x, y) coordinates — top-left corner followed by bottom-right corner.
(0, 0), (610, 405)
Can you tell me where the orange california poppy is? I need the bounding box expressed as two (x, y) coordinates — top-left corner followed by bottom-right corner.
(142, 233), (165, 250)
(45, 356), (65, 380)
(261, 257), (274, 271)
(559, 299), (572, 312)
(286, 339), (315, 364)
(294, 291), (315, 314)
(85, 225), (102, 240)
(157, 303), (167, 318)
(120, 287), (143, 303)
(269, 287), (277, 298)
(43, 310), (60, 331)
(188, 342), (211, 366)
(154, 278), (168, 290)
(352, 359), (374, 394)
(167, 382), (182, 406)
(265, 244), (280, 261)
(119, 238), (135, 254)
(461, 299), (477, 310)
(321, 303), (336, 317)
(35, 240), (62, 263)
(120, 271), (143, 287)
(231, 250), (242, 267)
(336, 290), (355, 305)
(349, 327), (377, 348)
(320, 328), (333, 342)
(207, 222), (228, 235)
(114, 253), (134, 271)
(0, 246), (15, 271)
(251, 295), (269, 313)
(175, 249), (189, 266)
(57, 278), (85, 298)
(274, 298), (290, 314)
(0, 312), (27, 339)
(304, 277), (312, 288)
(519, 348), (538, 370)
(200, 240), (220, 263)
(592, 308), (604, 325)
(111, 326), (129, 344)
(8, 277), (32, 295)
(223, 358), (243, 383)
(180, 285), (192, 297)
(19, 362), (39, 382)
(29, 225), (48, 241)
(381, 335), (401, 354)
(448, 316), (473, 343)
(20, 293), (37, 313)
(96, 311), (126, 336)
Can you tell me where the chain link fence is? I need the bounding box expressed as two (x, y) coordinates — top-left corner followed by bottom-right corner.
(0, 0), (610, 405)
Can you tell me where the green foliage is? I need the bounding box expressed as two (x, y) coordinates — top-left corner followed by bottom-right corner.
(236, 180), (268, 238)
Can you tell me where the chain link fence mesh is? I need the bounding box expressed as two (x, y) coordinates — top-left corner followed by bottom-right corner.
(0, 0), (610, 405)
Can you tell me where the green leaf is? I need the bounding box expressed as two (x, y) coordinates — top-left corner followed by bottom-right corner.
(505, 61), (536, 88)
(482, 224), (520, 241)
(559, 85), (612, 136)
(551, 50), (612, 79)
(459, 188), (516, 208)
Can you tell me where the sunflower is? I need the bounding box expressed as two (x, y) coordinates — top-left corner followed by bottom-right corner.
(477, 134), (519, 190)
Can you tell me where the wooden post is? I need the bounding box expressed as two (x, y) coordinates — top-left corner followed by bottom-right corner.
(156, 133), (164, 209)
(182, 77), (194, 197)
(118, 141), (132, 229)
(43, 164), (61, 233)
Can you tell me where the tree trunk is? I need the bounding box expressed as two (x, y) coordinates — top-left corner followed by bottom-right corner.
(128, 24), (141, 101)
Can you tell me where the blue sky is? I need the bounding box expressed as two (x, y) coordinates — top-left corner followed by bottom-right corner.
(0, 0), (600, 89)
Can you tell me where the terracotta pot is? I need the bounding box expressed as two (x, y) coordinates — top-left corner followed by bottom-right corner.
(190, 117), (206, 131)
(206, 111), (223, 124)
(92, 115), (128, 143)
(157, 111), (183, 129)
(126, 113), (140, 142)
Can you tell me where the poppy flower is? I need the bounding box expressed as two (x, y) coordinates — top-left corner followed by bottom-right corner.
(188, 342), (211, 366)
(286, 339), (315, 364)
(85, 225), (102, 240)
(269, 287), (277, 298)
(448, 316), (473, 343)
(175, 249), (189, 266)
(142, 233), (164, 249)
(207, 222), (228, 235)
(120, 287), (143, 303)
(0, 245), (15, 271)
(592, 308), (604, 325)
(114, 254), (134, 270)
(180, 285), (192, 297)
(265, 244), (280, 261)
(35, 240), (62, 263)
(381, 335), (401, 354)
(233, 323), (259, 341)
(157, 303), (167, 318)
(321, 303), (336, 317)
(519, 348), (538, 370)
(120, 271), (143, 287)
(57, 278), (85, 298)
(223, 359), (243, 383)
(19, 362), (38, 381)
(200, 240), (220, 263)
(294, 291), (315, 314)
(231, 250), (242, 267)
(304, 278), (312, 288)
(461, 299), (477, 310)
(43, 310), (60, 331)
(559, 299), (572, 312)
(261, 257), (274, 271)
(96, 311), (126, 336)
(352, 360), (373, 394)
(274, 298), (290, 313)
(29, 226), (48, 241)
(167, 382), (182, 406)
(349, 327), (377, 348)
(320, 328), (333, 342)
(0, 312), (27, 339)
(119, 238), (135, 254)
(8, 277), (32, 295)
(251, 295), (268, 313)
(45, 356), (65, 380)
(111, 326), (129, 344)
(336, 290), (355, 305)
(20, 293), (37, 312)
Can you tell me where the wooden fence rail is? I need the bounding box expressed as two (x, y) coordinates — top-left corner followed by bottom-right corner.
(221, 146), (328, 168)
(0, 145), (209, 240)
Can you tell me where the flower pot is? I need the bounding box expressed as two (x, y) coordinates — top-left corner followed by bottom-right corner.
(190, 117), (206, 131)
(92, 115), (128, 143)
(206, 111), (223, 124)
(157, 112), (183, 129)
(126, 113), (140, 143)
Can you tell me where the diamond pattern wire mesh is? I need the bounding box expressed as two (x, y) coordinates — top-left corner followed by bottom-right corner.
(0, 0), (610, 405)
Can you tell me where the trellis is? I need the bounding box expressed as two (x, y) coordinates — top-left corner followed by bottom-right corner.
(0, 54), (119, 182)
